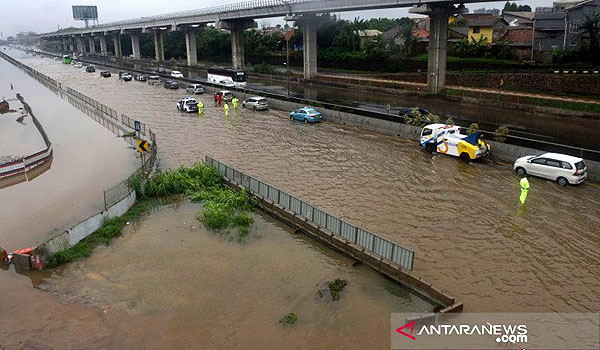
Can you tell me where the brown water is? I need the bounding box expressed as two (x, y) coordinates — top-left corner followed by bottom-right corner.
(0, 53), (138, 250)
(31, 202), (432, 349)
(18, 53), (600, 314)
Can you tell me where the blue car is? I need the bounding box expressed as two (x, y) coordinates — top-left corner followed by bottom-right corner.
(289, 107), (322, 123)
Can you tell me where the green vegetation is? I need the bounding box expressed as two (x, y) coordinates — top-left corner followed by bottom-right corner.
(494, 125), (510, 142)
(445, 117), (455, 125)
(502, 1), (532, 14)
(452, 37), (510, 60)
(467, 123), (480, 135)
(404, 108), (442, 127)
(252, 64), (277, 75)
(46, 199), (158, 267)
(279, 312), (298, 326)
(327, 278), (348, 301)
(553, 12), (600, 66)
(47, 163), (255, 267)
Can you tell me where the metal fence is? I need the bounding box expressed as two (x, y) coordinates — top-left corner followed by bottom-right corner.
(0, 50), (157, 210)
(205, 156), (415, 270)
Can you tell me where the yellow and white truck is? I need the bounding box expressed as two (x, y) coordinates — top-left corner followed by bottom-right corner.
(420, 124), (490, 161)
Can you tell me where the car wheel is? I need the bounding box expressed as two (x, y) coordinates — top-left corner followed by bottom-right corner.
(425, 143), (435, 153)
(459, 152), (471, 162)
(290, 115), (293, 120)
(253, 106), (256, 111)
(304, 118), (308, 124)
(516, 167), (527, 177)
(557, 177), (569, 186)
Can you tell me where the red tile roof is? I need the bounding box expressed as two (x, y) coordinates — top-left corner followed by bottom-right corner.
(504, 27), (533, 44)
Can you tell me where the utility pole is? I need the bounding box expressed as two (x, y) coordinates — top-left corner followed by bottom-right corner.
(286, 29), (290, 98)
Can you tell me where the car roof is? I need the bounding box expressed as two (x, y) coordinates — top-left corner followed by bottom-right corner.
(424, 123), (446, 129)
(219, 90), (232, 93)
(182, 96), (196, 100)
(248, 96), (265, 99)
(539, 153), (583, 162)
(149, 75), (160, 78)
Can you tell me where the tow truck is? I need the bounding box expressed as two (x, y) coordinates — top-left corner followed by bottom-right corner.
(420, 124), (490, 161)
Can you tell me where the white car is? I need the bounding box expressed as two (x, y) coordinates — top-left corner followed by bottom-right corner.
(171, 70), (184, 78)
(74, 62), (83, 68)
(176, 97), (198, 113)
(513, 152), (587, 186)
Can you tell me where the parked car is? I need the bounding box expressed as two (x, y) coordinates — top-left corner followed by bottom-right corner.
(290, 107), (322, 123)
(148, 75), (162, 85)
(85, 65), (96, 73)
(119, 71), (133, 81)
(155, 67), (167, 74)
(176, 97), (199, 113)
(134, 74), (147, 82)
(242, 97), (268, 111)
(215, 90), (233, 102)
(513, 153), (587, 186)
(163, 80), (179, 89)
(171, 70), (184, 78)
(186, 84), (205, 94)
(100, 71), (111, 78)
(74, 62), (83, 68)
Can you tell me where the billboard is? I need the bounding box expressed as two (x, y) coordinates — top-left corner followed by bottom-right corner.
(72, 5), (98, 20)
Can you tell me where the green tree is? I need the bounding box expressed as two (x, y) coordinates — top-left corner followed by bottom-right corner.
(578, 11), (600, 63)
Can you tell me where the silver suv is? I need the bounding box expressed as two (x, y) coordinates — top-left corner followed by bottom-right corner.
(186, 84), (205, 94)
(242, 97), (268, 111)
(147, 75), (162, 86)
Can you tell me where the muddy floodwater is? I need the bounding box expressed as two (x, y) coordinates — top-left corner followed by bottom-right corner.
(0, 53), (138, 250)
(26, 202), (432, 349)
(17, 53), (600, 314)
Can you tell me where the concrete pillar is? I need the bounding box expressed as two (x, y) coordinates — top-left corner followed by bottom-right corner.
(303, 18), (318, 79)
(230, 28), (244, 69)
(112, 35), (122, 58)
(61, 39), (67, 52)
(427, 8), (449, 94)
(410, 4), (464, 94)
(88, 37), (96, 54)
(184, 31), (197, 66)
(153, 31), (164, 62)
(75, 36), (85, 53)
(131, 34), (141, 60)
(99, 36), (107, 55)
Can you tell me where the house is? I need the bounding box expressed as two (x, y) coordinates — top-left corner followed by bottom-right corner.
(505, 27), (534, 58)
(503, 11), (535, 27)
(532, 0), (599, 59)
(464, 15), (509, 43)
(356, 29), (382, 49)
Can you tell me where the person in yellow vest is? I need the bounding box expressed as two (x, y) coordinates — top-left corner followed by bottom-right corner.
(197, 100), (204, 115)
(224, 102), (229, 116)
(519, 176), (530, 204)
(232, 97), (239, 109)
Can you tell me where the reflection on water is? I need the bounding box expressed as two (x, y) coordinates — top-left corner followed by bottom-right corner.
(18, 53), (600, 314)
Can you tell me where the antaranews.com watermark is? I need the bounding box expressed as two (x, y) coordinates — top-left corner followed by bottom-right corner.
(391, 313), (599, 349)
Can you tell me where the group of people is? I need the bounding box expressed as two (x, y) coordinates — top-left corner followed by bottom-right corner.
(204, 93), (239, 116)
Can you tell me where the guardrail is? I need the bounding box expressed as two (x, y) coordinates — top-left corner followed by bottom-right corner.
(205, 156), (415, 270)
(0, 50), (158, 268)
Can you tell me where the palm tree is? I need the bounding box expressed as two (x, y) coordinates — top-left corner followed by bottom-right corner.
(577, 11), (600, 60)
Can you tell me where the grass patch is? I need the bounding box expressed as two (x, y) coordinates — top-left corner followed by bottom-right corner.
(327, 278), (348, 301)
(146, 163), (255, 241)
(121, 131), (136, 138)
(279, 312), (298, 326)
(46, 198), (159, 267)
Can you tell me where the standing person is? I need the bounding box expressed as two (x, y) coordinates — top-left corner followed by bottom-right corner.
(232, 97), (239, 109)
(519, 176), (530, 205)
(197, 100), (204, 115)
(217, 93), (223, 106)
(223, 102), (229, 116)
(213, 92), (218, 106)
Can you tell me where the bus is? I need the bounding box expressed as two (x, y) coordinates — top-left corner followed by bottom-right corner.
(207, 67), (247, 87)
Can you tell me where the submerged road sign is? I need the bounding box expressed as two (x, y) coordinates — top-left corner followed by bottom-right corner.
(137, 139), (149, 153)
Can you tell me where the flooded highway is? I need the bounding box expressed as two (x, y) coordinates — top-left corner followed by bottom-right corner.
(16, 52), (600, 315)
(80, 53), (599, 148)
(0, 51), (138, 250)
